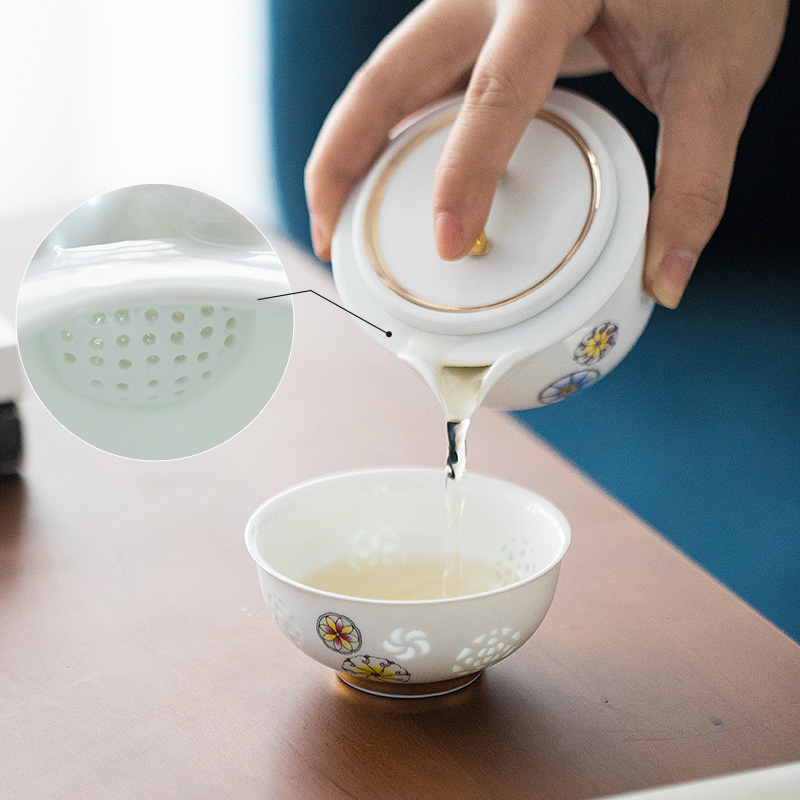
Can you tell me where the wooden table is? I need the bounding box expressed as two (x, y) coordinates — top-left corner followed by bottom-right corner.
(2, 216), (799, 799)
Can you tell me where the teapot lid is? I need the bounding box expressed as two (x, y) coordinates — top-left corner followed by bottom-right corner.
(348, 90), (619, 335)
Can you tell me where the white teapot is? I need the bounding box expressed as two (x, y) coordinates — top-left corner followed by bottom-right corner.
(332, 89), (652, 412)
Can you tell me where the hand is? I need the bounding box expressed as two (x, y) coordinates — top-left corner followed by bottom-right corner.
(305, 0), (788, 308)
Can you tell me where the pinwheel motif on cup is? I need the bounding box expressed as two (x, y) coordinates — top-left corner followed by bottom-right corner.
(383, 628), (430, 660)
(317, 613), (362, 654)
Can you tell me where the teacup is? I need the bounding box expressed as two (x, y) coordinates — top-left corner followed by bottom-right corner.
(245, 467), (570, 698)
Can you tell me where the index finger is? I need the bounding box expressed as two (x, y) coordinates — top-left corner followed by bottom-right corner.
(432, 3), (581, 259)
(305, 0), (492, 260)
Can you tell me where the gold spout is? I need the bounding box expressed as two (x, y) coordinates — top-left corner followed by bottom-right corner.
(468, 232), (490, 257)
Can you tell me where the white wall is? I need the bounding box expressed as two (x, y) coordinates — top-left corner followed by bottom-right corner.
(0, 1), (273, 224)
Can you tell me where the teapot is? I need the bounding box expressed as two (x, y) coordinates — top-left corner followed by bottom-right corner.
(332, 89), (652, 413)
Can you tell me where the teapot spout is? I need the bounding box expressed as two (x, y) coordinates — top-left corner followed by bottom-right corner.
(398, 346), (532, 421)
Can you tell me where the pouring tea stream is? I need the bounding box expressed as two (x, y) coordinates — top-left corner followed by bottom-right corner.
(243, 91), (648, 693)
(331, 88), (653, 597)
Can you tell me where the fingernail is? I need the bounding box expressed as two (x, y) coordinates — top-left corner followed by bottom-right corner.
(310, 215), (331, 261)
(434, 212), (464, 260)
(649, 250), (697, 309)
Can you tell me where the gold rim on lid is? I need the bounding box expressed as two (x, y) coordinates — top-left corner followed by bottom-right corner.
(363, 109), (601, 314)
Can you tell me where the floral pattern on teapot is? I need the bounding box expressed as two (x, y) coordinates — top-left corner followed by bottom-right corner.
(574, 322), (618, 365)
(538, 369), (600, 405)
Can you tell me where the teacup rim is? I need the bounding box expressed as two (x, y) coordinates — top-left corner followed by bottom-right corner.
(244, 466), (571, 607)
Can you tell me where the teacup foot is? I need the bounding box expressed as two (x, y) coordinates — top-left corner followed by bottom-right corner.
(337, 671), (481, 699)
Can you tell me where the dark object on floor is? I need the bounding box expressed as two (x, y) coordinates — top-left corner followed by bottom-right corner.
(0, 403), (23, 477)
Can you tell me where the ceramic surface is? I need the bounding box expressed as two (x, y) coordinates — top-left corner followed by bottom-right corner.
(332, 89), (653, 411)
(16, 184), (294, 459)
(245, 468), (571, 695)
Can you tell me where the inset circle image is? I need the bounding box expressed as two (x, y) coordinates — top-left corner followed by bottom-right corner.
(17, 184), (293, 460)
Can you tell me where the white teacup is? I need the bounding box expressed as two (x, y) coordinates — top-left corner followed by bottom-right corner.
(245, 467), (570, 698)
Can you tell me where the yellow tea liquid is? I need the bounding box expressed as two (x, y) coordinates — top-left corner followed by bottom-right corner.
(301, 555), (516, 600)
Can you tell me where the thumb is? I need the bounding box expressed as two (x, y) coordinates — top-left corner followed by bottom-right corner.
(646, 83), (748, 308)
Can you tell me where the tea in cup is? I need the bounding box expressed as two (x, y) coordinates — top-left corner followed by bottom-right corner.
(245, 467), (570, 697)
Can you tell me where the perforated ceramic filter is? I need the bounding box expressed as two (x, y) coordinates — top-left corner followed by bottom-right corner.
(47, 303), (251, 406)
(17, 239), (293, 460)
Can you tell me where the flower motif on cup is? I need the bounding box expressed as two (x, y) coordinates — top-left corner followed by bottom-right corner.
(383, 628), (430, 660)
(317, 613), (362, 654)
(341, 655), (411, 683)
(538, 369), (600, 405)
(452, 628), (522, 674)
(574, 322), (618, 365)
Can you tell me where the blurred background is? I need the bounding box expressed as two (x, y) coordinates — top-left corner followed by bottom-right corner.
(1, 2), (798, 641)
(0, 1), (271, 222)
